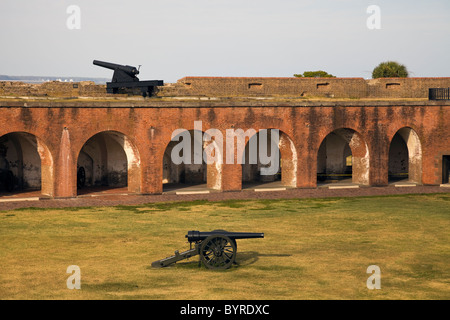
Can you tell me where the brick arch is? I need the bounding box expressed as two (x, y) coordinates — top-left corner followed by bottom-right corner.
(241, 129), (297, 187)
(76, 130), (141, 194)
(0, 131), (54, 196)
(388, 127), (422, 184)
(161, 128), (223, 191)
(317, 128), (370, 185)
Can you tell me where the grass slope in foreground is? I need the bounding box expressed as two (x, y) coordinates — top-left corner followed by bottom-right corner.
(0, 194), (449, 300)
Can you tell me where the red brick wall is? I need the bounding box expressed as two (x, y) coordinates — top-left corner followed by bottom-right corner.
(2, 77), (450, 99)
(0, 81), (106, 98)
(160, 77), (450, 99)
(0, 100), (449, 198)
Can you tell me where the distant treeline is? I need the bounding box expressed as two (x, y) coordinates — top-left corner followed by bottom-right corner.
(0, 75), (108, 84)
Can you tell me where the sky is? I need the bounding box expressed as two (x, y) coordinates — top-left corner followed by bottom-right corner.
(0, 0), (449, 83)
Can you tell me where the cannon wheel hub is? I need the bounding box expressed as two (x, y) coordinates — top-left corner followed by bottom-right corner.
(200, 234), (237, 270)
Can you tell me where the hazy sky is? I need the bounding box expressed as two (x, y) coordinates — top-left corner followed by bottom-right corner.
(0, 0), (449, 82)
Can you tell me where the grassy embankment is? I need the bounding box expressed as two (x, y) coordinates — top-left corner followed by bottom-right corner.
(0, 194), (449, 299)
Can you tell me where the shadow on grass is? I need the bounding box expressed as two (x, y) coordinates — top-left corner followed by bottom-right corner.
(83, 282), (140, 292)
(147, 251), (292, 271)
(236, 251), (292, 267)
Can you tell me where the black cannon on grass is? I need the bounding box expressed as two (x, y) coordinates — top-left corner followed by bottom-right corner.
(152, 230), (264, 270)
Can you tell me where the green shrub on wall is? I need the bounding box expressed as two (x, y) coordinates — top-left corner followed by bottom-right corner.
(294, 71), (336, 78)
(372, 61), (409, 78)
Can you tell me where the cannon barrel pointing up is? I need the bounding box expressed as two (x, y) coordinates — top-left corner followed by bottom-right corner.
(186, 230), (264, 243)
(92, 59), (163, 97)
(93, 60), (139, 76)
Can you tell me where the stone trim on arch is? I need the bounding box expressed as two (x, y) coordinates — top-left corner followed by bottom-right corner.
(37, 136), (54, 196)
(279, 131), (298, 187)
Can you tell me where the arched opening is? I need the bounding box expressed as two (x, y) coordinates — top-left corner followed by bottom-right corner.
(0, 132), (53, 197)
(163, 129), (222, 193)
(76, 131), (141, 195)
(242, 129), (296, 190)
(317, 128), (369, 187)
(388, 127), (422, 185)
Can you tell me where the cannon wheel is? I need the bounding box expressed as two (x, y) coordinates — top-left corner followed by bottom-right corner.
(77, 167), (86, 189)
(200, 234), (237, 270)
(212, 229), (237, 250)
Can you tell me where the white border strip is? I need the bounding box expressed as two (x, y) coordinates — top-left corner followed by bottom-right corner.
(0, 197), (40, 203)
(328, 185), (360, 189)
(254, 188), (287, 192)
(176, 190), (210, 195)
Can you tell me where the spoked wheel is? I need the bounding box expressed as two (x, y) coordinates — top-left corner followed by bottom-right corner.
(212, 229), (237, 251)
(200, 234), (237, 270)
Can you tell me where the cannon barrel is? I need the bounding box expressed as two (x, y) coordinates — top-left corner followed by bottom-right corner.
(93, 60), (139, 76)
(186, 230), (264, 243)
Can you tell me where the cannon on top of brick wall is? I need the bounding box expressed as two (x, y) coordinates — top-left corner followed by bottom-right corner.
(93, 60), (163, 97)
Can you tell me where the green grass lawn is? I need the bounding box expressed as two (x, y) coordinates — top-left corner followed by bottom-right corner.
(0, 194), (449, 300)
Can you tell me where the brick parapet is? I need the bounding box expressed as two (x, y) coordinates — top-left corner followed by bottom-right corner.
(2, 77), (450, 99)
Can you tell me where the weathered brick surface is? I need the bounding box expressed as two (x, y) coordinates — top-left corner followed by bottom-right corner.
(0, 81), (106, 97)
(0, 98), (449, 198)
(2, 77), (450, 99)
(158, 77), (450, 99)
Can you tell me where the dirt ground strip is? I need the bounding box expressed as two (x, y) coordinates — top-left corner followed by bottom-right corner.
(1, 186), (449, 211)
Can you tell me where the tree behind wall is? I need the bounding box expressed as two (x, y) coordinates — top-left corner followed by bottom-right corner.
(294, 71), (335, 78)
(372, 61), (409, 78)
